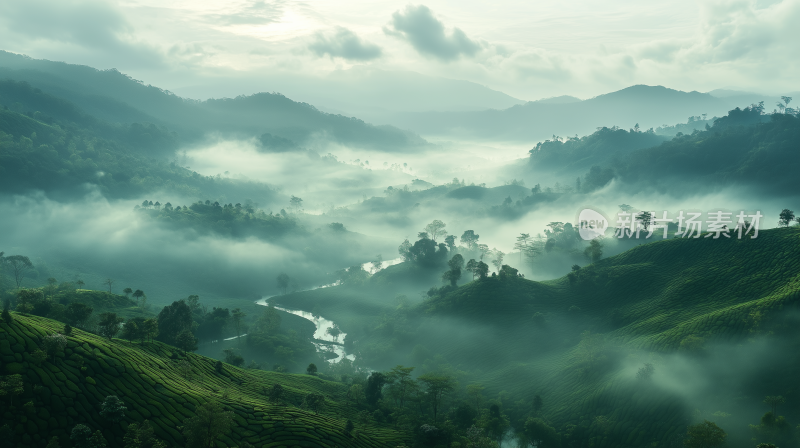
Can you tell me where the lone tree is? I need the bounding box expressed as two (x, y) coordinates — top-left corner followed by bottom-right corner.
(100, 395), (127, 422)
(1, 300), (12, 324)
(584, 238), (604, 263)
(175, 330), (198, 353)
(223, 348), (244, 367)
(123, 288), (133, 298)
(276, 273), (290, 295)
(102, 278), (114, 293)
(267, 384), (285, 403)
(3, 255), (34, 287)
(683, 420), (726, 448)
(0, 374), (24, 406)
(636, 363), (655, 380)
(132, 289), (145, 306)
(764, 395), (786, 415)
(348, 384), (365, 406)
(388, 365), (416, 409)
(91, 430), (109, 448)
(491, 250), (505, 272)
(465, 259), (478, 280)
(289, 195), (303, 213)
(424, 220), (447, 241)
(304, 392), (325, 414)
(344, 420), (355, 436)
(636, 211), (653, 231)
(66, 303), (94, 328)
(306, 363), (318, 375)
(418, 373), (455, 423)
(475, 261), (489, 279)
(42, 333), (68, 363)
(182, 401), (234, 448)
(98, 313), (124, 339)
(460, 230), (480, 249)
(326, 325), (341, 342)
(778, 209), (795, 227)
(443, 254), (464, 286)
(230, 308), (246, 341)
(70, 424), (93, 448)
(124, 420), (166, 448)
(444, 235), (457, 251)
(514, 233), (531, 264)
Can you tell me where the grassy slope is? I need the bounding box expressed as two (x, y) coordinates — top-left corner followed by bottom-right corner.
(429, 227), (800, 444)
(0, 314), (407, 448)
(273, 227), (800, 446)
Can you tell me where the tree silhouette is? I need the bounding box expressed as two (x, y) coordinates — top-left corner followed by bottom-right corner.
(3, 255), (34, 287)
(778, 209), (795, 227)
(764, 395), (786, 415)
(182, 402), (234, 448)
(424, 220), (447, 241)
(418, 373), (455, 423)
(289, 196), (303, 213)
(460, 230), (480, 249)
(276, 273), (290, 294)
(683, 420), (726, 448)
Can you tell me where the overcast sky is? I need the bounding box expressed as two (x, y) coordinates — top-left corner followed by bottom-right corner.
(0, 0), (797, 102)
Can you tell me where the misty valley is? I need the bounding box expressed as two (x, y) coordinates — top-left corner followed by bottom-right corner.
(1, 22), (800, 448)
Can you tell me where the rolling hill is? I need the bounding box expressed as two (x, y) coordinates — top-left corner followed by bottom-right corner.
(0, 51), (427, 150)
(0, 313), (407, 448)
(381, 85), (755, 142)
(270, 226), (800, 447)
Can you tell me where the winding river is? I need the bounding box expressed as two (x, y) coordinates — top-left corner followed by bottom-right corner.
(254, 257), (402, 363)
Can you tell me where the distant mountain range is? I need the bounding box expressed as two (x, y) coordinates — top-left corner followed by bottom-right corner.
(172, 67), (527, 115)
(375, 85), (784, 143)
(2, 50), (794, 149)
(0, 51), (427, 150)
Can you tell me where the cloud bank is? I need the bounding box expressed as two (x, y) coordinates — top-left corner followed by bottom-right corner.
(309, 27), (382, 61)
(385, 5), (482, 61)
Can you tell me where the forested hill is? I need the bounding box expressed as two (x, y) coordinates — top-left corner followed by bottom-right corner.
(379, 85), (736, 141)
(538, 106), (800, 194)
(0, 313), (407, 448)
(270, 226), (800, 448)
(0, 51), (427, 149)
(0, 81), (277, 200)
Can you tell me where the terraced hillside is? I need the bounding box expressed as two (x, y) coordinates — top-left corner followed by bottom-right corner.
(0, 314), (408, 448)
(272, 227), (800, 447)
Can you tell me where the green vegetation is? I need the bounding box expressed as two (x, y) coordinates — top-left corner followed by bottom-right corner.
(0, 79), (277, 200)
(135, 200), (297, 241)
(272, 227), (800, 447)
(0, 53), (427, 150)
(0, 313), (408, 447)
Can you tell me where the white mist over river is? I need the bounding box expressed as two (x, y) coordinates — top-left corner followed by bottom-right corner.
(255, 257), (403, 363)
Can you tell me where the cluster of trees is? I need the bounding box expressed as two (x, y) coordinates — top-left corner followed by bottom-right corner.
(398, 221), (509, 276)
(136, 199), (297, 240)
(2, 267), (319, 373)
(309, 363), (565, 448)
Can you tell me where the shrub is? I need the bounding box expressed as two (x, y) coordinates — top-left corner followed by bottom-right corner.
(100, 395), (126, 422)
(70, 424), (92, 448)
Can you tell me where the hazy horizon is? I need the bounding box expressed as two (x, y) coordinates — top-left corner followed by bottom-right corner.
(1, 0), (798, 110)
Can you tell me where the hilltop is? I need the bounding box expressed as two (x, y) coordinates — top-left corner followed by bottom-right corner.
(0, 313), (407, 448)
(0, 51), (427, 150)
(376, 85), (744, 141)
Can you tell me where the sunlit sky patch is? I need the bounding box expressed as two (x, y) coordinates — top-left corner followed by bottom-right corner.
(1, 0), (797, 101)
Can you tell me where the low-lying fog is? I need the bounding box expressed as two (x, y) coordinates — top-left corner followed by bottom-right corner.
(1, 133), (790, 306)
